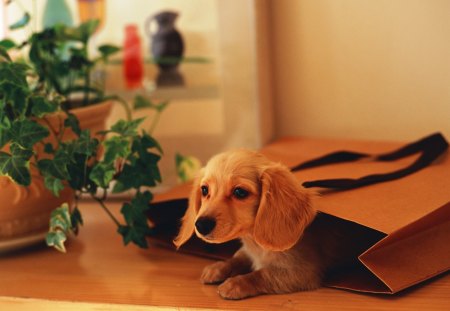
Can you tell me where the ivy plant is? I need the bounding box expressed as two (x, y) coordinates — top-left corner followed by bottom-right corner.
(26, 20), (120, 109)
(0, 5), (190, 252)
(1, 13), (131, 119)
(0, 46), (168, 252)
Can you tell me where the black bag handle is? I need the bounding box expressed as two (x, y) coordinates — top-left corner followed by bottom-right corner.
(291, 132), (448, 190)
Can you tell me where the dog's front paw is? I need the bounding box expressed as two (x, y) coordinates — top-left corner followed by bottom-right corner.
(217, 275), (259, 300)
(201, 261), (232, 284)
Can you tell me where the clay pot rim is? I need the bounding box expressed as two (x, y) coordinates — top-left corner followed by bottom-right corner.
(44, 100), (114, 120)
(38, 100), (114, 133)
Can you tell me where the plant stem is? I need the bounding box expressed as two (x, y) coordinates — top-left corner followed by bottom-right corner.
(84, 68), (90, 106)
(83, 40), (90, 106)
(148, 111), (161, 135)
(56, 114), (66, 141)
(82, 155), (89, 190)
(109, 95), (132, 121)
(42, 116), (60, 143)
(92, 194), (122, 228)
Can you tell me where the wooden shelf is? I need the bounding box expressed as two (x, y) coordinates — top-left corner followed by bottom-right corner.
(0, 199), (449, 309)
(103, 61), (220, 102)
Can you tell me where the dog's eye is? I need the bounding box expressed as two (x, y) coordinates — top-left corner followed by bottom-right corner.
(201, 185), (209, 197)
(233, 187), (249, 199)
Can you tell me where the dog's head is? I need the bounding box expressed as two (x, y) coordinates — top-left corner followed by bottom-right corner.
(174, 149), (316, 251)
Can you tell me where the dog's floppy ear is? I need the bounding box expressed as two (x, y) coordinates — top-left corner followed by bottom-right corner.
(173, 169), (204, 248)
(254, 163), (316, 251)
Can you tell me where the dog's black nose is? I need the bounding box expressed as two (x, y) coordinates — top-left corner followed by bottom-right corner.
(195, 217), (216, 236)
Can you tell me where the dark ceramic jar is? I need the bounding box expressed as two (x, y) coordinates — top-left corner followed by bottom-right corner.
(146, 11), (184, 71)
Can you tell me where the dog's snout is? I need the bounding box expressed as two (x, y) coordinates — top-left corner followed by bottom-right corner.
(195, 217), (216, 236)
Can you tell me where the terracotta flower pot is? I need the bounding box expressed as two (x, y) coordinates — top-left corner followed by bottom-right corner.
(0, 101), (113, 252)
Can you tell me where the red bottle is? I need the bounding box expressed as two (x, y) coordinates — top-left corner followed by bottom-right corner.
(123, 24), (144, 89)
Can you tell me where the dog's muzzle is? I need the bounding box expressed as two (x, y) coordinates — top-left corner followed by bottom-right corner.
(195, 217), (216, 236)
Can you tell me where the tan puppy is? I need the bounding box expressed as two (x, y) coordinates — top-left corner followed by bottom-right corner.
(174, 150), (371, 299)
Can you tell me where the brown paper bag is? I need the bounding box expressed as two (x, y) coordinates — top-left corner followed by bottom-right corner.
(147, 133), (450, 294)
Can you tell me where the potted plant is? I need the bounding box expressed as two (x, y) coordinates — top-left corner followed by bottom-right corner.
(26, 19), (131, 113)
(0, 17), (167, 252)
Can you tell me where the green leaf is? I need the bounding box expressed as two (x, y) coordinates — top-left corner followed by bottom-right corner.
(9, 86), (28, 115)
(110, 118), (145, 137)
(155, 101), (169, 113)
(46, 230), (68, 253)
(113, 134), (163, 193)
(68, 51), (91, 70)
(10, 143), (33, 159)
(10, 119), (49, 149)
(0, 46), (12, 62)
(113, 136), (161, 193)
(103, 136), (131, 163)
(175, 153), (202, 183)
(51, 203), (72, 229)
(139, 132), (163, 154)
(0, 119), (11, 149)
(71, 207), (83, 234)
(44, 175), (64, 197)
(72, 130), (98, 156)
(117, 225), (148, 248)
(44, 143), (54, 154)
(37, 152), (71, 180)
(133, 96), (169, 113)
(121, 191), (152, 225)
(117, 191), (153, 248)
(0, 64), (30, 115)
(133, 95), (154, 110)
(54, 23), (81, 41)
(0, 131), (10, 149)
(135, 190), (153, 208)
(152, 56), (183, 65)
(111, 165), (136, 193)
(28, 36), (42, 65)
(0, 60), (30, 88)
(0, 39), (17, 50)
(30, 96), (58, 117)
(131, 135), (162, 167)
(46, 203), (72, 252)
(112, 158), (161, 193)
(50, 213), (71, 233)
(0, 144), (33, 185)
(0, 152), (30, 185)
(89, 162), (115, 188)
(66, 153), (97, 192)
(9, 12), (30, 30)
(98, 44), (120, 59)
(78, 19), (100, 43)
(64, 113), (81, 136)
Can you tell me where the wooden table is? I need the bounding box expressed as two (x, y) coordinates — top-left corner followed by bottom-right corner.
(0, 199), (449, 310)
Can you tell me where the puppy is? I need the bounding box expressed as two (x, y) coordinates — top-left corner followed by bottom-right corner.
(174, 150), (373, 300)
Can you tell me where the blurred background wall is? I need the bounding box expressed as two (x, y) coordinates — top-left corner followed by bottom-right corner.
(3, 0), (450, 144)
(269, 0), (450, 141)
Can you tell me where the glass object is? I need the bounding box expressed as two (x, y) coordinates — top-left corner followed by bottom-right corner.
(42, 0), (74, 28)
(123, 24), (144, 89)
(77, 0), (106, 32)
